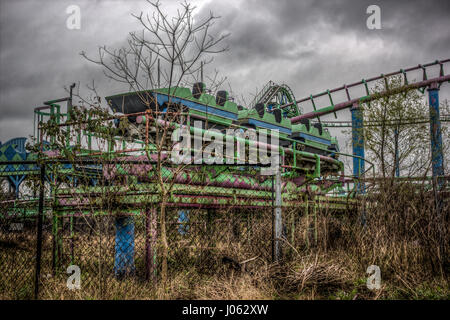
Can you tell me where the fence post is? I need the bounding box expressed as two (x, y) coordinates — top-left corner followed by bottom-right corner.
(52, 212), (62, 275)
(304, 193), (309, 249)
(432, 176), (445, 277)
(70, 216), (74, 264)
(271, 174), (274, 261)
(272, 163), (282, 262)
(34, 163), (45, 300)
(145, 208), (157, 283)
(206, 208), (215, 245)
(313, 195), (318, 246)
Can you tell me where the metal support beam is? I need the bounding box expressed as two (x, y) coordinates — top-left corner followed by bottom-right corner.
(351, 102), (365, 193)
(114, 216), (135, 278)
(200, 61), (204, 83)
(428, 83), (444, 187)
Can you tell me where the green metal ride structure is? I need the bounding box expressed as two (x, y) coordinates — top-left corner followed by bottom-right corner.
(2, 58), (448, 275)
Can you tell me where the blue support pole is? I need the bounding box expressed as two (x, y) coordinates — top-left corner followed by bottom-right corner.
(177, 210), (189, 235)
(8, 175), (25, 199)
(114, 216), (135, 278)
(427, 83), (444, 187)
(8, 178), (15, 196)
(351, 102), (367, 226)
(351, 102), (365, 193)
(15, 181), (20, 199)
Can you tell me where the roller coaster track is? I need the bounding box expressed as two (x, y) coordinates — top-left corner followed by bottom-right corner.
(2, 59), (448, 213)
(278, 59), (450, 122)
(250, 81), (300, 117)
(314, 115), (450, 128)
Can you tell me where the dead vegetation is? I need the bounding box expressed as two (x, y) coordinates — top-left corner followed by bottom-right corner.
(1, 180), (448, 300)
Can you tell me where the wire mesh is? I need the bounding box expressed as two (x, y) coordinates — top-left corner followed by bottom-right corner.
(0, 160), (280, 299)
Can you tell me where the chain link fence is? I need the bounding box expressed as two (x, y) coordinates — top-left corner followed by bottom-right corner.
(1, 159), (291, 299)
(4, 158), (444, 300)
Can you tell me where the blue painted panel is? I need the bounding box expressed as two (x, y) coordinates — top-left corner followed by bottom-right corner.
(247, 119), (291, 134)
(4, 146), (16, 160)
(3, 137), (27, 154)
(298, 133), (332, 146)
(154, 93), (238, 120)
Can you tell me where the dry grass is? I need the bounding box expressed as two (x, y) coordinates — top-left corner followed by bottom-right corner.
(1, 181), (448, 300)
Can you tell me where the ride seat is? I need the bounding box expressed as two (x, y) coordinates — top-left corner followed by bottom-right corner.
(192, 82), (206, 99)
(216, 90), (228, 106)
(255, 103), (265, 118)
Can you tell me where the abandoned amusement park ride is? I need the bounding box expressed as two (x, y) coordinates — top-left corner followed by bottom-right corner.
(0, 59), (448, 275)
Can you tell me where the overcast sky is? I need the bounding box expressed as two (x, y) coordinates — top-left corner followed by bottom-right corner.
(1, 0), (449, 163)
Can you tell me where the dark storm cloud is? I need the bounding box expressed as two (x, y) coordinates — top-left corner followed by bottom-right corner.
(0, 0), (143, 140)
(1, 0), (449, 146)
(196, 0), (450, 94)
